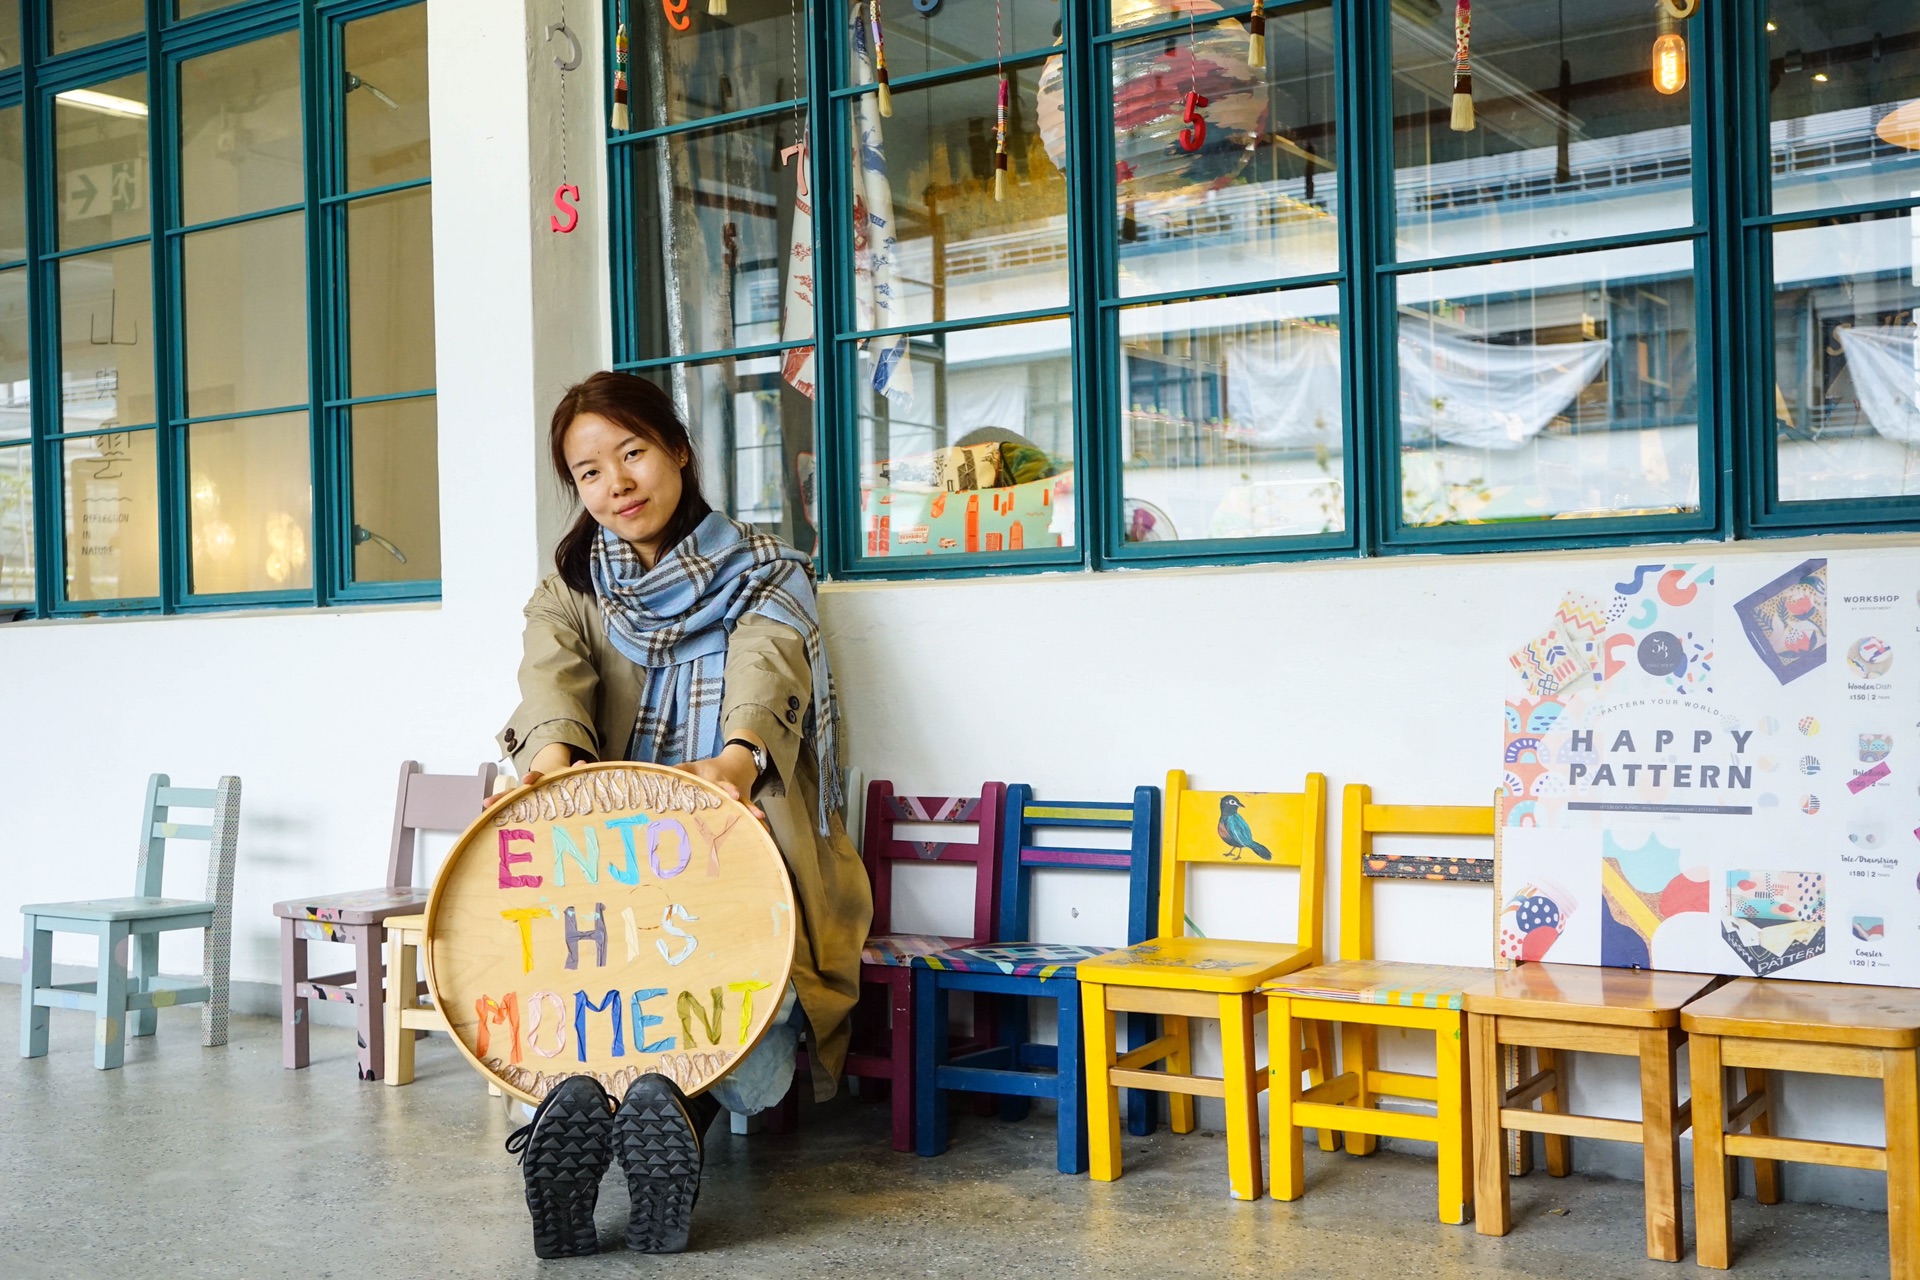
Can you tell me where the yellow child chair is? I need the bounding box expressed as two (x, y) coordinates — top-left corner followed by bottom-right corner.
(1261, 784), (1498, 1224)
(1079, 769), (1331, 1201)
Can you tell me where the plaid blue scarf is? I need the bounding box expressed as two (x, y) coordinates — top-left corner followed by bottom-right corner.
(591, 512), (843, 832)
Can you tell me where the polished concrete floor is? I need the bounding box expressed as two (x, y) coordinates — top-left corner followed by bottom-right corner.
(0, 989), (1896, 1279)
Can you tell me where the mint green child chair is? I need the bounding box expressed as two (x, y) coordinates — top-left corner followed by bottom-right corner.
(20, 774), (241, 1069)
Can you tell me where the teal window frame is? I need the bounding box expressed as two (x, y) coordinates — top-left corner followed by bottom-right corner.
(601, 0), (1920, 584)
(3, 0), (437, 623)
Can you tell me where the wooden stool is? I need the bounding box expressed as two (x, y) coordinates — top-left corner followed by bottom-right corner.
(1682, 978), (1920, 1277)
(381, 912), (497, 1095)
(1467, 963), (1718, 1260)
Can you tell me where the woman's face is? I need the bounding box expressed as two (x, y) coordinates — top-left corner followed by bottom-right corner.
(564, 411), (686, 564)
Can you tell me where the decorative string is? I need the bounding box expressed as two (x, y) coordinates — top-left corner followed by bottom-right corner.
(610, 1), (630, 131)
(993, 0), (1008, 200)
(872, 0), (893, 116)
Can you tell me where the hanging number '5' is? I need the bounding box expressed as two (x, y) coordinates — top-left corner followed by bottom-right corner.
(662, 0), (691, 32)
(1178, 90), (1209, 152)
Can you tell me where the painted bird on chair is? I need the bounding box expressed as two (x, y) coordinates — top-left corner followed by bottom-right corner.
(1218, 795), (1271, 860)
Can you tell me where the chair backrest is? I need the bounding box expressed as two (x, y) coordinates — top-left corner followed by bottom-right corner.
(1161, 769), (1327, 960)
(999, 784), (1159, 947)
(387, 760), (499, 888)
(1340, 783), (1494, 961)
(863, 780), (1005, 943)
(133, 773), (242, 909)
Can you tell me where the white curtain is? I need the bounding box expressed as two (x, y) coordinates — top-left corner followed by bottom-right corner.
(1836, 325), (1920, 444)
(1224, 326), (1344, 447)
(1399, 328), (1611, 450)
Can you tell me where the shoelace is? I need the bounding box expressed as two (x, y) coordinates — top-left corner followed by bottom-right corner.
(504, 1123), (534, 1161)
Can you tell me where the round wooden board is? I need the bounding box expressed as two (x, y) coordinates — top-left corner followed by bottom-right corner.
(426, 762), (796, 1104)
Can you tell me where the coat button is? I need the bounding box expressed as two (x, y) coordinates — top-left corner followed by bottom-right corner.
(504, 728), (518, 750)
(785, 709), (799, 724)
(787, 695), (801, 710)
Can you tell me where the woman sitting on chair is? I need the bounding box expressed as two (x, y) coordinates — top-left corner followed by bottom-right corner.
(494, 371), (871, 1257)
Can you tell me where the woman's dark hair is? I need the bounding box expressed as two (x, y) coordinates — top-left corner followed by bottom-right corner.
(550, 371), (712, 592)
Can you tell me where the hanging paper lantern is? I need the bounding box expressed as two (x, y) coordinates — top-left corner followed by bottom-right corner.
(1035, 0), (1267, 201)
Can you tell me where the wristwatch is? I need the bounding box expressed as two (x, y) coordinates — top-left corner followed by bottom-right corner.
(724, 737), (770, 783)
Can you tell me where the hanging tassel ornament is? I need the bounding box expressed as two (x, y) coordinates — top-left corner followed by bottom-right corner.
(1450, 0), (1474, 132)
(611, 21), (630, 131)
(993, 74), (1010, 201)
(1248, 0), (1266, 71)
(872, 0), (893, 117)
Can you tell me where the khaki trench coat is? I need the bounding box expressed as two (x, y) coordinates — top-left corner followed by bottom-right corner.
(496, 574), (871, 1101)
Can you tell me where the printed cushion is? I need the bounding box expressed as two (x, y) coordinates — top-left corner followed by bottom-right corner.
(862, 933), (963, 967)
(913, 942), (1110, 980)
(870, 442), (1003, 492)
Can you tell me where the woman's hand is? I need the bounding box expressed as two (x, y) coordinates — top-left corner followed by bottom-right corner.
(480, 743), (583, 813)
(674, 744), (765, 820)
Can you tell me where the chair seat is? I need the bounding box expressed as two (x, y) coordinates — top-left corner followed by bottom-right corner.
(914, 942), (1113, 980)
(272, 886), (430, 925)
(862, 933), (968, 967)
(1680, 977), (1920, 1049)
(1077, 936), (1313, 993)
(1462, 961), (1717, 1029)
(1262, 959), (1494, 1012)
(23, 896), (216, 923)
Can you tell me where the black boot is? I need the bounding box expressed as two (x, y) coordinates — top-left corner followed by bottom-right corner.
(504, 1075), (614, 1259)
(613, 1074), (712, 1252)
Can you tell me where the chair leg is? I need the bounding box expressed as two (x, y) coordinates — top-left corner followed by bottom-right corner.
(1743, 1067), (1783, 1205)
(1536, 1046), (1572, 1176)
(1082, 981), (1122, 1183)
(1506, 1045), (1535, 1177)
(201, 904), (231, 1051)
(1219, 993), (1262, 1202)
(1057, 985), (1087, 1175)
(1124, 1012), (1157, 1136)
(1469, 1013), (1511, 1238)
(350, 924), (383, 1081)
(914, 975), (948, 1157)
(1637, 1028), (1684, 1262)
(888, 969), (914, 1151)
(20, 915), (51, 1059)
(130, 930), (159, 1038)
(1884, 1048), (1919, 1280)
(1688, 1030), (1732, 1269)
(1270, 995), (1306, 1203)
(1166, 1014), (1196, 1134)
(997, 990), (1030, 1123)
(384, 929), (415, 1086)
(1343, 1022), (1379, 1157)
(1309, 1019), (1339, 1153)
(95, 922), (131, 1070)
(280, 919), (309, 1070)
(1435, 1013), (1470, 1225)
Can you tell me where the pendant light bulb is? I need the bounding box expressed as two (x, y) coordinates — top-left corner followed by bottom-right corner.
(1652, 31), (1687, 95)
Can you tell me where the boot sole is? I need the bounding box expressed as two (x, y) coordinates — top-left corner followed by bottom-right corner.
(522, 1086), (613, 1259)
(614, 1085), (703, 1253)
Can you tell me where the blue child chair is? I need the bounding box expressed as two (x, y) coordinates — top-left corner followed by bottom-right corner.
(20, 774), (241, 1070)
(912, 784), (1160, 1173)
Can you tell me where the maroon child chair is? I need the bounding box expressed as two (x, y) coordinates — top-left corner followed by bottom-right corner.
(274, 760), (495, 1080)
(771, 779), (1004, 1149)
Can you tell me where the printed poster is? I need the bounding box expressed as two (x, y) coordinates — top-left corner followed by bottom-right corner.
(1499, 554), (1918, 986)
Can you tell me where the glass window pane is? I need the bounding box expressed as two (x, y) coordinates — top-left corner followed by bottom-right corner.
(1769, 2), (1920, 214)
(0, 106), (24, 263)
(348, 188), (434, 397)
(1119, 287), (1346, 543)
(179, 32), (304, 226)
(1392, 0), (1692, 262)
(54, 73), (151, 251)
(184, 213), (308, 417)
(631, 115), (807, 361)
(629, 0), (806, 129)
(1395, 245), (1700, 527)
(187, 412), (312, 594)
(1112, 5), (1338, 298)
(0, 443), (30, 602)
(58, 245), (155, 433)
(846, 0), (1055, 81)
(0, 0), (20, 69)
(1771, 213), (1920, 501)
(343, 4), (430, 193)
(853, 316), (1073, 562)
(638, 351), (819, 553)
(62, 429), (157, 601)
(49, 0), (141, 55)
(349, 396), (439, 584)
(0, 269), (27, 441)
(843, 62), (1067, 329)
